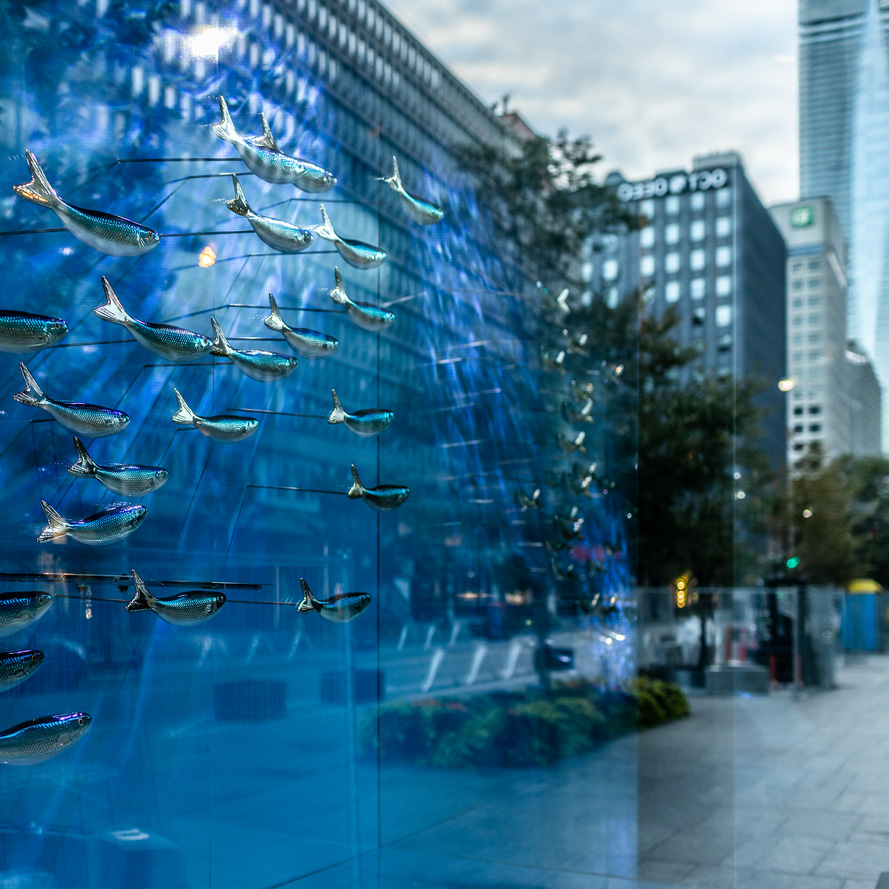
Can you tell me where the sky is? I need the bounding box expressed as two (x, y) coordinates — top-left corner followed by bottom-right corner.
(384, 0), (799, 207)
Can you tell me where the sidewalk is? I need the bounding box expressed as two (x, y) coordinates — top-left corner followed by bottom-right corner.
(297, 653), (889, 889)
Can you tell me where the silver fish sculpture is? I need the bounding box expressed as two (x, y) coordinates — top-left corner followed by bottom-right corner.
(566, 330), (589, 355)
(554, 509), (584, 541)
(550, 559), (577, 582)
(94, 277), (215, 362)
(328, 389), (393, 437)
(14, 363), (130, 438)
(0, 650), (44, 692)
(264, 293), (339, 359)
(38, 500), (147, 546)
(297, 578), (371, 623)
(210, 317), (298, 382)
(570, 379), (595, 403)
(347, 464), (410, 511)
(561, 399), (594, 425)
(541, 347), (566, 373)
(329, 268), (395, 331)
(0, 712), (91, 765)
(515, 488), (543, 511)
(125, 569), (226, 627)
(68, 436), (169, 497)
(13, 150), (160, 257)
(225, 175), (314, 253)
(172, 388), (258, 442)
(212, 98), (336, 191)
(557, 430), (587, 454)
(380, 157), (443, 225)
(315, 206), (387, 269)
(0, 310), (67, 354)
(0, 593), (52, 638)
(542, 286), (570, 315)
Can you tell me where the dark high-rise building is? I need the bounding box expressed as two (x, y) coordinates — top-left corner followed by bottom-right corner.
(799, 0), (889, 449)
(592, 151), (787, 470)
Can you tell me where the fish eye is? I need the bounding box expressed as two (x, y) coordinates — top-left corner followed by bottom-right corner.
(31, 653), (38, 661)
(77, 717), (84, 726)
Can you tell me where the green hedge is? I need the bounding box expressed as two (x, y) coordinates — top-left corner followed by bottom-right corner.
(358, 677), (689, 768)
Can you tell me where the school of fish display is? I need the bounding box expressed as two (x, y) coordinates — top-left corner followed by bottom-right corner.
(0, 93), (444, 765)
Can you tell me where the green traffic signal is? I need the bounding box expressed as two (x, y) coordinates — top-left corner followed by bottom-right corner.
(786, 556), (800, 569)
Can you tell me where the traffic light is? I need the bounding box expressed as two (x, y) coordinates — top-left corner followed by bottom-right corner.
(786, 556), (800, 570)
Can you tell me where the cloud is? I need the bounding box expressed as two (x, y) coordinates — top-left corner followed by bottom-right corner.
(384, 0), (798, 205)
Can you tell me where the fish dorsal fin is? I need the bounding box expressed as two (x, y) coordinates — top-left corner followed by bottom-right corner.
(347, 464), (365, 499)
(226, 174), (251, 217)
(264, 293), (286, 332)
(94, 277), (133, 326)
(68, 436), (98, 478)
(171, 388), (197, 425)
(253, 113), (280, 151)
(126, 570), (154, 612)
(37, 500), (67, 542)
(210, 317), (234, 357)
(328, 389), (346, 425)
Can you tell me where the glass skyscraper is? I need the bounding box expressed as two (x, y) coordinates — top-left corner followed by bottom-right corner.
(800, 0), (889, 448)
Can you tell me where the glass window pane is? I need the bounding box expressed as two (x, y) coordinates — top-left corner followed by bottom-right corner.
(665, 223), (680, 245)
(690, 220), (705, 241)
(690, 249), (705, 271)
(640, 255), (655, 276)
(640, 227), (655, 247)
(665, 252), (680, 273)
(716, 305), (732, 327)
(691, 278), (705, 299)
(665, 281), (681, 303)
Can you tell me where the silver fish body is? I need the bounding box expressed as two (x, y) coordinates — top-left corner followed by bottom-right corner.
(94, 277), (215, 362)
(381, 157), (444, 225)
(125, 570), (225, 627)
(226, 175), (314, 253)
(561, 399), (594, 424)
(264, 294), (339, 359)
(328, 389), (393, 437)
(14, 363), (130, 438)
(515, 488), (543, 511)
(329, 268), (395, 331)
(171, 388), (258, 443)
(38, 500), (147, 546)
(213, 99), (336, 192)
(296, 578), (371, 623)
(14, 151), (159, 257)
(0, 311), (67, 354)
(210, 318), (298, 382)
(554, 510), (584, 541)
(0, 650), (44, 692)
(0, 712), (91, 765)
(347, 464), (410, 511)
(0, 593), (52, 638)
(315, 206), (386, 269)
(68, 436), (168, 496)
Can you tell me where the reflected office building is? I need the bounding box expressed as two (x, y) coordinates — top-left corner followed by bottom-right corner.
(594, 151), (787, 470)
(770, 197), (882, 463)
(800, 0), (889, 449)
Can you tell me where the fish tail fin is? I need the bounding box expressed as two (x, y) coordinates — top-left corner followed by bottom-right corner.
(328, 389), (345, 425)
(225, 174), (250, 217)
(211, 96), (240, 145)
(14, 362), (46, 407)
(171, 388), (196, 425)
(253, 113), (280, 151)
(329, 267), (348, 306)
(210, 317), (233, 357)
(37, 500), (67, 542)
(125, 569), (153, 612)
(13, 150), (60, 209)
(314, 204), (337, 241)
(347, 464), (365, 500)
(264, 293), (285, 331)
(388, 156), (402, 190)
(297, 578), (317, 613)
(68, 436), (98, 478)
(94, 276), (133, 326)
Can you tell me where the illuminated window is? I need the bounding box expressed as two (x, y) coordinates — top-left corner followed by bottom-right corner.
(690, 220), (705, 241)
(716, 216), (732, 237)
(603, 259), (619, 281)
(716, 276), (731, 296)
(665, 223), (680, 245)
(665, 253), (680, 273)
(716, 305), (732, 327)
(640, 255), (655, 276)
(690, 278), (705, 300)
(716, 187), (732, 207)
(716, 246), (732, 267)
(690, 249), (705, 271)
(665, 281), (680, 303)
(640, 227), (655, 248)
(690, 192), (705, 211)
